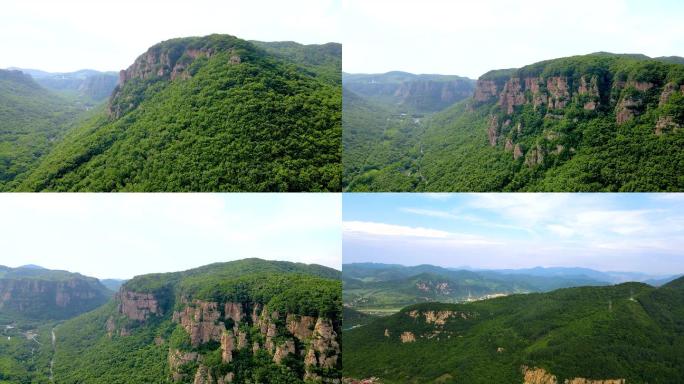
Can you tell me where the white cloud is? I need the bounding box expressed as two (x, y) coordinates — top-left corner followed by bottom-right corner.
(343, 220), (451, 238)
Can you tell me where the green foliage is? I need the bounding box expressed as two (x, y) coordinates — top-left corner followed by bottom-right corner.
(0, 70), (89, 189)
(344, 279), (684, 383)
(7, 35), (341, 191)
(345, 53), (684, 191)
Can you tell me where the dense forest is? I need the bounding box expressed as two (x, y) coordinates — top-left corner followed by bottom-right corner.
(344, 276), (684, 383)
(1, 34), (341, 191)
(344, 53), (684, 191)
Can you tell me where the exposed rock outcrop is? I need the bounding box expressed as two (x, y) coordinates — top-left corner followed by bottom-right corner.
(173, 300), (225, 347)
(400, 331), (416, 343)
(221, 331), (235, 363)
(473, 79), (498, 102)
(655, 115), (680, 135)
(499, 78), (526, 114)
(525, 146), (545, 167)
(286, 314), (316, 340)
(487, 115), (499, 146)
(118, 290), (159, 321)
(273, 339), (296, 364)
(615, 96), (641, 124)
(513, 144), (524, 160)
(578, 76), (600, 110)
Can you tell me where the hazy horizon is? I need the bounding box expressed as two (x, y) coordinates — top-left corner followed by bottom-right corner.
(343, 193), (684, 275)
(0, 194), (341, 279)
(0, 0), (340, 73)
(342, 0), (684, 78)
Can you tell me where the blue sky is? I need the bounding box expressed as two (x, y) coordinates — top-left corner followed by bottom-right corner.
(0, 0), (340, 72)
(342, 0), (684, 78)
(343, 193), (684, 275)
(0, 194), (341, 279)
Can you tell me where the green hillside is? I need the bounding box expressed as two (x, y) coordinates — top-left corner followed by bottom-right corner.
(0, 70), (87, 189)
(344, 277), (684, 383)
(343, 263), (609, 313)
(344, 53), (684, 191)
(50, 258), (342, 383)
(10, 34), (341, 192)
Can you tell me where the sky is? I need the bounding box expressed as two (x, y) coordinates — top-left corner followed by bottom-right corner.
(0, 194), (341, 279)
(0, 0), (341, 72)
(342, 0), (684, 78)
(343, 193), (684, 275)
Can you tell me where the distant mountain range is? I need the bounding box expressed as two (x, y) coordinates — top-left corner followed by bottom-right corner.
(7, 67), (118, 102)
(343, 263), (681, 313)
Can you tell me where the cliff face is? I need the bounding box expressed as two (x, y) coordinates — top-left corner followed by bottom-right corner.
(472, 65), (684, 167)
(0, 276), (109, 319)
(108, 37), (244, 118)
(113, 292), (341, 383)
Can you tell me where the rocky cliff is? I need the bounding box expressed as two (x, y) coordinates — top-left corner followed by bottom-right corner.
(0, 268), (110, 320)
(471, 54), (684, 169)
(108, 35), (245, 118)
(165, 298), (340, 383)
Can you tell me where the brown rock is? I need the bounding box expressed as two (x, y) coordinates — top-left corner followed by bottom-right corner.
(505, 138), (514, 152)
(400, 331), (416, 343)
(522, 366), (557, 384)
(310, 318), (340, 368)
(286, 314), (316, 340)
(118, 290), (159, 321)
(174, 300), (225, 347)
(615, 96), (641, 124)
(487, 115), (499, 146)
(474, 79), (498, 102)
(514, 144), (524, 160)
(224, 302), (243, 324)
(273, 339), (296, 364)
(221, 331), (235, 363)
(499, 78), (526, 114)
(659, 82), (678, 106)
(655, 115), (680, 135)
(546, 76), (570, 109)
(237, 331), (248, 349)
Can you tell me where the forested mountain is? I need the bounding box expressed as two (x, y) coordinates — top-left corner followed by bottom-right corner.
(343, 263), (613, 313)
(344, 53), (684, 191)
(9, 68), (119, 102)
(344, 276), (684, 383)
(47, 258), (342, 383)
(3, 34), (341, 191)
(0, 70), (90, 189)
(0, 265), (110, 322)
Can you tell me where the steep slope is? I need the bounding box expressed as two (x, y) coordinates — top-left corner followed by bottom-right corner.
(51, 258), (342, 383)
(343, 264), (609, 313)
(0, 70), (87, 189)
(347, 53), (684, 191)
(0, 265), (110, 322)
(14, 34), (341, 192)
(344, 278), (684, 383)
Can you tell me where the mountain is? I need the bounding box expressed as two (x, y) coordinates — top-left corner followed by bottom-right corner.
(343, 307), (378, 331)
(344, 276), (684, 383)
(344, 52), (684, 191)
(343, 263), (610, 313)
(0, 69), (87, 189)
(343, 72), (476, 113)
(0, 265), (110, 322)
(9, 68), (119, 102)
(7, 34), (341, 191)
(49, 258), (342, 383)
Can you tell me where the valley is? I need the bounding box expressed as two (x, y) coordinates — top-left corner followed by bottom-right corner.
(344, 53), (684, 191)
